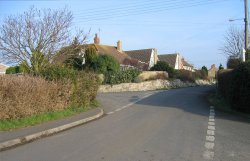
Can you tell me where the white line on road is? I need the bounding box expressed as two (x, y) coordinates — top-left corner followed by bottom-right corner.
(203, 106), (216, 160)
(106, 93), (154, 115)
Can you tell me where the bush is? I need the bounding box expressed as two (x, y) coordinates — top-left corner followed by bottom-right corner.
(176, 70), (195, 82)
(0, 66), (100, 120)
(227, 58), (241, 69)
(6, 66), (21, 74)
(194, 70), (208, 80)
(217, 62), (250, 113)
(0, 75), (70, 119)
(92, 55), (120, 74)
(104, 69), (140, 85)
(230, 62), (250, 112)
(150, 61), (176, 78)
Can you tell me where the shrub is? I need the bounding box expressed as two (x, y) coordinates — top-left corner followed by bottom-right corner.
(104, 69), (140, 85)
(194, 70), (208, 80)
(217, 62), (250, 113)
(176, 70), (195, 82)
(0, 75), (70, 119)
(230, 62), (250, 112)
(227, 58), (241, 69)
(0, 66), (100, 120)
(150, 61), (176, 78)
(6, 66), (21, 74)
(93, 55), (120, 74)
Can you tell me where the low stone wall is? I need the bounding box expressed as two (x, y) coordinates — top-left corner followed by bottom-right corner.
(98, 79), (214, 93)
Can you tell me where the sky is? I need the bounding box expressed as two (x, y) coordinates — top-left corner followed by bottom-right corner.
(0, 0), (244, 69)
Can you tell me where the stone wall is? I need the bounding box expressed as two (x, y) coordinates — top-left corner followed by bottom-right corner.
(98, 79), (214, 93)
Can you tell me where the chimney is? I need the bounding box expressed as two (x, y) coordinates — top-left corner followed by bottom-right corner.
(94, 33), (100, 44)
(117, 40), (122, 52)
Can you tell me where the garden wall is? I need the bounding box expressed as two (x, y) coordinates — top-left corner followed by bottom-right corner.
(98, 79), (213, 93)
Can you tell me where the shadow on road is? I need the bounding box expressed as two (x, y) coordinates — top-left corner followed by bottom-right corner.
(133, 86), (250, 124)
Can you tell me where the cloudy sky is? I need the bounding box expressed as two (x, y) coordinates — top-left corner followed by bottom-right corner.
(0, 0), (244, 68)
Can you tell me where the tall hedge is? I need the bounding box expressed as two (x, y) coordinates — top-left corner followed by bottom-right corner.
(217, 62), (250, 113)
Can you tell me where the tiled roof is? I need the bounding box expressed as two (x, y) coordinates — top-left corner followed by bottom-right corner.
(124, 49), (153, 64)
(92, 44), (131, 64)
(158, 54), (178, 68)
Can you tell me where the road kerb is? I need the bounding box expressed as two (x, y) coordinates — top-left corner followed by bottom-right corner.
(0, 108), (104, 151)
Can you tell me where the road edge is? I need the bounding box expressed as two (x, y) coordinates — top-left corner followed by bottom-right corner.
(0, 108), (104, 151)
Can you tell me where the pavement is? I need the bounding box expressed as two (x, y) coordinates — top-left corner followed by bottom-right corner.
(0, 107), (104, 151)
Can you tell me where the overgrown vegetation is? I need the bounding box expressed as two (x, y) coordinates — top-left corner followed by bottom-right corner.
(5, 65), (22, 74)
(217, 62), (250, 113)
(0, 70), (99, 120)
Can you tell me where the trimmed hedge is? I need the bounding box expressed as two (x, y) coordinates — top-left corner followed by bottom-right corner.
(104, 69), (140, 85)
(217, 62), (250, 113)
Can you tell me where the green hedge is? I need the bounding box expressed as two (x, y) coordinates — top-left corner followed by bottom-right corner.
(6, 66), (21, 74)
(104, 69), (140, 85)
(39, 65), (99, 107)
(217, 62), (250, 113)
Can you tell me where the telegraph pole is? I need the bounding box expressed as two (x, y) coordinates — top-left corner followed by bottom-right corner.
(245, 0), (249, 58)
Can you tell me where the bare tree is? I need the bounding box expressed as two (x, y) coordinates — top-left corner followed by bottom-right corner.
(0, 7), (89, 73)
(220, 26), (245, 58)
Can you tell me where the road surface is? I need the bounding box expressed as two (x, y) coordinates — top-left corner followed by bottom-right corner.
(1, 86), (250, 161)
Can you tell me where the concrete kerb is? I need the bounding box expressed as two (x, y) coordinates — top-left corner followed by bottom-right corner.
(0, 108), (104, 151)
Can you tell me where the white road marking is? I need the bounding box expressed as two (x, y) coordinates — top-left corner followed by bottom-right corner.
(208, 125), (215, 130)
(208, 121), (215, 126)
(106, 92), (154, 115)
(203, 106), (216, 160)
(206, 135), (215, 142)
(203, 150), (214, 160)
(205, 142), (215, 149)
(207, 130), (215, 136)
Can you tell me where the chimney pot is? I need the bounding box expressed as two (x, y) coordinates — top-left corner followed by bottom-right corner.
(117, 40), (122, 52)
(94, 33), (100, 44)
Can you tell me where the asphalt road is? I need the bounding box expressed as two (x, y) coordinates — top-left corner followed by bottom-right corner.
(1, 86), (250, 161)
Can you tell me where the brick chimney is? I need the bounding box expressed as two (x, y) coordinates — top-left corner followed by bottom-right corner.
(94, 33), (100, 44)
(117, 40), (122, 52)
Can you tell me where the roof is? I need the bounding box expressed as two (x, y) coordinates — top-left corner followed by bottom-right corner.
(182, 59), (193, 67)
(124, 49), (153, 63)
(91, 44), (131, 64)
(158, 54), (178, 68)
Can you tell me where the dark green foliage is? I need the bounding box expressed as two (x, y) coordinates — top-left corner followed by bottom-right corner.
(39, 65), (77, 82)
(217, 62), (250, 113)
(201, 66), (208, 76)
(6, 66), (21, 74)
(227, 58), (241, 69)
(104, 69), (140, 85)
(219, 64), (224, 70)
(92, 55), (120, 74)
(230, 62), (250, 112)
(150, 61), (176, 78)
(246, 49), (250, 62)
(64, 56), (84, 70)
(85, 46), (98, 66)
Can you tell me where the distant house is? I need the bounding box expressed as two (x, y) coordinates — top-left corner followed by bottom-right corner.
(124, 48), (158, 69)
(158, 53), (193, 71)
(0, 63), (9, 75)
(208, 64), (217, 79)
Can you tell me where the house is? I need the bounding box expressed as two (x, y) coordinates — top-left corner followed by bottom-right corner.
(0, 63), (9, 75)
(208, 64), (217, 79)
(54, 34), (148, 70)
(158, 53), (194, 71)
(124, 48), (158, 69)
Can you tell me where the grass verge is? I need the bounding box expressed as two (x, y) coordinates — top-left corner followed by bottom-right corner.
(208, 93), (250, 119)
(0, 100), (99, 131)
